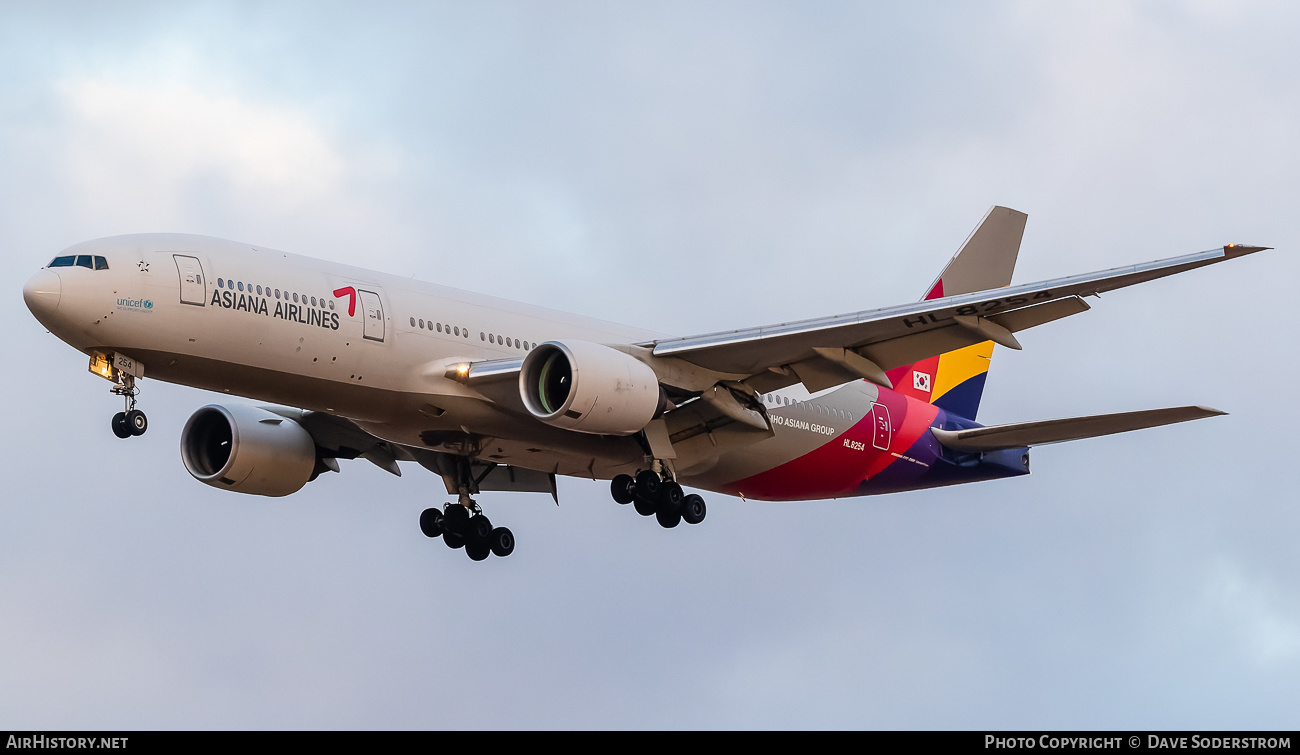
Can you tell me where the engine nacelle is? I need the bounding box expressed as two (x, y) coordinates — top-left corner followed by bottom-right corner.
(520, 340), (664, 435)
(180, 404), (318, 497)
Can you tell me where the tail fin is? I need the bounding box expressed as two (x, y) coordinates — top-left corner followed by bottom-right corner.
(886, 206), (1028, 420)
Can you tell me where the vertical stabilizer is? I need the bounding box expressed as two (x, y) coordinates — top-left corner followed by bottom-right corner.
(886, 206), (1027, 420)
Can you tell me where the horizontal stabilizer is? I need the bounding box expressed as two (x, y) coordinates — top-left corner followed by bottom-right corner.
(931, 405), (1226, 452)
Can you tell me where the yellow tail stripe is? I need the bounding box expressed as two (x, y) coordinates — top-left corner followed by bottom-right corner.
(931, 341), (993, 404)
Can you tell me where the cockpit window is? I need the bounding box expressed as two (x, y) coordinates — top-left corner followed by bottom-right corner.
(48, 254), (110, 270)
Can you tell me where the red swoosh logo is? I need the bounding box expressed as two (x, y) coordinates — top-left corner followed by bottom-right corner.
(333, 286), (357, 317)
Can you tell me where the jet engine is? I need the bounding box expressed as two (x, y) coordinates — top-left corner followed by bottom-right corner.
(180, 404), (318, 497)
(520, 340), (664, 435)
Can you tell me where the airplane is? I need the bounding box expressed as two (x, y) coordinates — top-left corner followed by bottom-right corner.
(22, 207), (1272, 561)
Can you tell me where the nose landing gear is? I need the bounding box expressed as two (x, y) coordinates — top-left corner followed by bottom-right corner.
(109, 375), (147, 438)
(611, 469), (707, 529)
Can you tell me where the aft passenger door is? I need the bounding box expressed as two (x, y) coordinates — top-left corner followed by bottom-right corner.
(869, 402), (892, 451)
(173, 255), (207, 306)
(358, 289), (385, 342)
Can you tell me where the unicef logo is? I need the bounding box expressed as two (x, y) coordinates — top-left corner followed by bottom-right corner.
(115, 296), (155, 311)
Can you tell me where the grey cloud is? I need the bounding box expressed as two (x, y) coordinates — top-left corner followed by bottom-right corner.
(2, 1), (1297, 729)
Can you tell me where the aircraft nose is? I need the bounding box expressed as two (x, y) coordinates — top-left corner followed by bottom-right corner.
(24, 269), (61, 321)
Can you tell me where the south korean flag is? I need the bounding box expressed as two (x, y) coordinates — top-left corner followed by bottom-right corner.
(913, 371), (932, 393)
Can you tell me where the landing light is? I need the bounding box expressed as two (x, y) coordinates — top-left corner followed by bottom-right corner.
(89, 353), (115, 382)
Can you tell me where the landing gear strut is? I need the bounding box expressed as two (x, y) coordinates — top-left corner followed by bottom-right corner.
(611, 469), (707, 529)
(418, 476), (515, 561)
(110, 375), (147, 439)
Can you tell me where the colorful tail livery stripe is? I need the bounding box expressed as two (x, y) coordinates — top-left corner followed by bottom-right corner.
(721, 383), (944, 501)
(887, 206), (1027, 421)
(722, 384), (1031, 502)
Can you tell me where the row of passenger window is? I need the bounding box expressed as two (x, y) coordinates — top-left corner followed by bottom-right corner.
(48, 255), (108, 270)
(761, 392), (855, 422)
(217, 277), (333, 309)
(410, 318), (470, 338)
(481, 332), (532, 350)
(407, 316), (535, 350)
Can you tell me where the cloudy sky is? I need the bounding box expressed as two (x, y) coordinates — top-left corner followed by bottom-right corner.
(3, 1), (1298, 729)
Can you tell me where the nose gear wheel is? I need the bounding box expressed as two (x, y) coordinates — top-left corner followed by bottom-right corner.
(109, 374), (147, 438)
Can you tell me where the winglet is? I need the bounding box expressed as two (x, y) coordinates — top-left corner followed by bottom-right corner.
(1223, 244), (1271, 258)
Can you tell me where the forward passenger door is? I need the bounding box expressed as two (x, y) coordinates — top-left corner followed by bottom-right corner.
(358, 290), (385, 342)
(173, 255), (207, 306)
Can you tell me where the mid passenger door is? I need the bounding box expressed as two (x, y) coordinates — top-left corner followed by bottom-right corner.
(358, 289), (385, 342)
(173, 255), (207, 306)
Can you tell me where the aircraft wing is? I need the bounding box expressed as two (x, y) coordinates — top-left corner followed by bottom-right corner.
(264, 406), (413, 476)
(450, 244), (1269, 400)
(645, 244), (1269, 393)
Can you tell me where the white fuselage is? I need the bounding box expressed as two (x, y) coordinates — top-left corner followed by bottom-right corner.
(25, 233), (884, 495)
(28, 235), (676, 471)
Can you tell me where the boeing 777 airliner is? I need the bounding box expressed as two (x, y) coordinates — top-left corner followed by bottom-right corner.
(23, 207), (1271, 560)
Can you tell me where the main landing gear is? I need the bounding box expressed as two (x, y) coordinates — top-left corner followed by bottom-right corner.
(610, 470), (707, 529)
(419, 488), (515, 561)
(110, 375), (147, 439)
